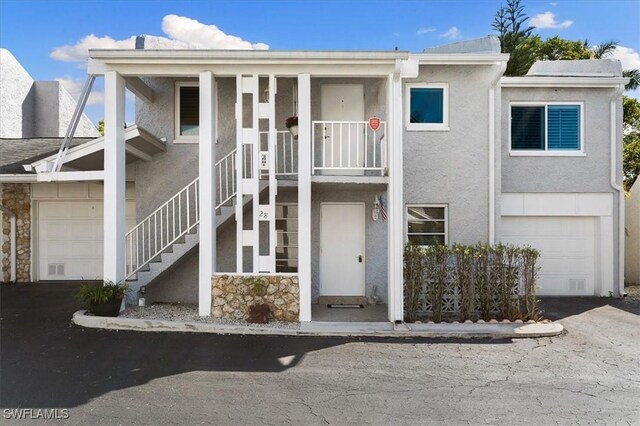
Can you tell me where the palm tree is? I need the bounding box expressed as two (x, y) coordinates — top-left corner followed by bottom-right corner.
(589, 40), (639, 91)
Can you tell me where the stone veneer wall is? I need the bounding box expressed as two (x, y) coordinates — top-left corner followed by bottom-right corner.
(212, 274), (300, 322)
(1, 183), (31, 282)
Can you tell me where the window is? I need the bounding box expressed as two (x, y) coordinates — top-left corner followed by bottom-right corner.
(406, 83), (449, 131)
(175, 82), (199, 142)
(406, 205), (448, 246)
(510, 103), (583, 155)
(275, 204), (298, 273)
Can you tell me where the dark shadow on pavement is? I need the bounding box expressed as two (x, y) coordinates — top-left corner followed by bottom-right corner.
(1, 282), (511, 409)
(540, 296), (640, 320)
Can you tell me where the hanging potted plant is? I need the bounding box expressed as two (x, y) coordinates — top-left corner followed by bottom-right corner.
(285, 116), (298, 138)
(77, 281), (129, 317)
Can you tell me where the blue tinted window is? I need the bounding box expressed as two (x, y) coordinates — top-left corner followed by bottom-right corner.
(547, 105), (580, 150)
(410, 88), (444, 124)
(511, 106), (545, 150)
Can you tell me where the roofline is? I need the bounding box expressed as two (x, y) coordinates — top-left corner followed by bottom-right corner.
(0, 174), (37, 183)
(501, 76), (629, 88)
(89, 49), (410, 62)
(412, 53), (510, 64)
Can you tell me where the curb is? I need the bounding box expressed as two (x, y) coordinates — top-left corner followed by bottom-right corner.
(72, 310), (564, 338)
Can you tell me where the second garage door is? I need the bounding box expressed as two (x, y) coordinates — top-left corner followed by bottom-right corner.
(501, 216), (596, 296)
(38, 200), (136, 280)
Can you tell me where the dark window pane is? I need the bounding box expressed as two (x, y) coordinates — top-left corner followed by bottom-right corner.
(180, 86), (199, 136)
(410, 88), (444, 124)
(408, 234), (446, 246)
(276, 205), (298, 219)
(408, 221), (445, 234)
(407, 207), (445, 221)
(276, 260), (298, 273)
(511, 106), (544, 150)
(547, 105), (580, 150)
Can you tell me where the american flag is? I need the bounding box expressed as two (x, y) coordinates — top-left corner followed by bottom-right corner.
(379, 197), (387, 222)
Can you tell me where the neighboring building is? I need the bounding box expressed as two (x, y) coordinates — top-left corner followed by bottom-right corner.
(626, 180), (640, 285)
(1, 37), (628, 323)
(0, 49), (102, 282)
(0, 49), (99, 139)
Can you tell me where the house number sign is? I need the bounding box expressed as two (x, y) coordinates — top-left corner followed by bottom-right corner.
(260, 151), (269, 170)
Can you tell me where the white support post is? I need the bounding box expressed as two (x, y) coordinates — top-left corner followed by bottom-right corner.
(268, 75), (277, 273)
(235, 75), (244, 272)
(387, 74), (404, 322)
(298, 73), (312, 322)
(103, 71), (126, 287)
(199, 71), (216, 316)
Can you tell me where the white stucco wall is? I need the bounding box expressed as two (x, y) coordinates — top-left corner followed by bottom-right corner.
(0, 49), (34, 138)
(626, 181), (640, 284)
(0, 48), (99, 138)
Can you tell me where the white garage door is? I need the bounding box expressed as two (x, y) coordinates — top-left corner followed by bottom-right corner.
(38, 201), (136, 280)
(501, 217), (596, 296)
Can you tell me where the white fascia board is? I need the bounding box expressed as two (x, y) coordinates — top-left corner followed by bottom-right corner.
(88, 50), (410, 77)
(0, 174), (38, 183)
(89, 49), (409, 61)
(501, 76), (630, 88)
(411, 53), (510, 65)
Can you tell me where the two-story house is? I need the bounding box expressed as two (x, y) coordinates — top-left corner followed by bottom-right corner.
(8, 37), (628, 323)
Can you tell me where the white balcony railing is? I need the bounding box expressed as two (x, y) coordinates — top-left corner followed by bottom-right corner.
(259, 130), (297, 177)
(312, 121), (386, 175)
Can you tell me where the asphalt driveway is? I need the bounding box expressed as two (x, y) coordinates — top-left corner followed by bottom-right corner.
(1, 282), (639, 425)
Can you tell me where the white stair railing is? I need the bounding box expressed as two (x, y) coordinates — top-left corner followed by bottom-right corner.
(125, 148), (237, 279)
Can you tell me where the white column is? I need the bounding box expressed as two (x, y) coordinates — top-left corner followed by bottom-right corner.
(103, 71), (126, 285)
(199, 71), (216, 316)
(298, 73), (312, 322)
(387, 74), (404, 322)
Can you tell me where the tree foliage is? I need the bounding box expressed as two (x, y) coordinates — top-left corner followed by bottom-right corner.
(492, 0), (536, 76)
(98, 120), (105, 136)
(624, 96), (640, 189)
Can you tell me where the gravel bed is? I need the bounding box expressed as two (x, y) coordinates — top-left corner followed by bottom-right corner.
(120, 303), (300, 329)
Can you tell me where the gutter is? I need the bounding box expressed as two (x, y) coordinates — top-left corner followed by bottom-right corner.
(0, 205), (16, 282)
(610, 84), (626, 296)
(489, 60), (508, 244)
(0, 174), (38, 183)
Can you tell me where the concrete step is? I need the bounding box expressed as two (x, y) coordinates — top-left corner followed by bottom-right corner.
(317, 296), (368, 307)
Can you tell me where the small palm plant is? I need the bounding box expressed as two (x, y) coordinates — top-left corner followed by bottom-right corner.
(77, 281), (128, 317)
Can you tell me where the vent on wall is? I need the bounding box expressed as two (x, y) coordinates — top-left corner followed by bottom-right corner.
(569, 278), (586, 292)
(48, 263), (65, 276)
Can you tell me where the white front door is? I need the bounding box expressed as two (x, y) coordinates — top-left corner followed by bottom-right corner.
(319, 203), (365, 296)
(320, 84), (365, 174)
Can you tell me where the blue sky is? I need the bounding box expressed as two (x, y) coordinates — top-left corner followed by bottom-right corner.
(1, 0), (639, 124)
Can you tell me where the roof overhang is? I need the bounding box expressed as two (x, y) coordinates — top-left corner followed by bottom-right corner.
(30, 125), (165, 174)
(0, 174), (38, 183)
(88, 49), (411, 77)
(501, 76), (629, 88)
(412, 53), (510, 65)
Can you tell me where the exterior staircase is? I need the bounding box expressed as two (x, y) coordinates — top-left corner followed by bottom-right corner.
(124, 149), (240, 295)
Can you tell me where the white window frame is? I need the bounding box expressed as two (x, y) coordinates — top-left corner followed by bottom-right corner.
(405, 83), (449, 131)
(174, 81), (199, 144)
(509, 101), (585, 157)
(405, 204), (449, 247)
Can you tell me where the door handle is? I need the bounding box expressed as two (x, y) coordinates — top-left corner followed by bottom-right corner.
(358, 255), (363, 263)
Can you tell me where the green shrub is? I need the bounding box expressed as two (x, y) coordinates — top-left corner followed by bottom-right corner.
(403, 243), (541, 322)
(77, 281), (129, 305)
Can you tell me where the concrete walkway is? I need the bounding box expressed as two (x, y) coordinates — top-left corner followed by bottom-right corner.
(72, 310), (563, 338)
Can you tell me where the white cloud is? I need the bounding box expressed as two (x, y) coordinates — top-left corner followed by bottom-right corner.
(550, 2), (558, 6)
(610, 46), (640, 70)
(530, 11), (573, 29)
(416, 27), (436, 36)
(392, 32), (401, 37)
(50, 14), (269, 62)
(440, 26), (461, 39)
(56, 76), (104, 105)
